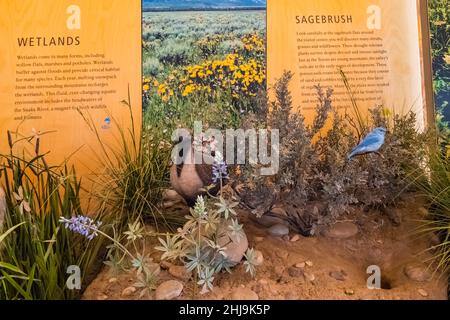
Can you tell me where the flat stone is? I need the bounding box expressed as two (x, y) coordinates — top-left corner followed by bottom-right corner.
(218, 222), (249, 264)
(231, 288), (259, 300)
(329, 271), (347, 281)
(288, 267), (304, 278)
(345, 288), (355, 296)
(404, 263), (432, 282)
(97, 294), (108, 300)
(290, 234), (301, 242)
(169, 265), (191, 281)
(304, 272), (315, 282)
(155, 280), (184, 300)
(254, 236), (265, 243)
(418, 289), (429, 297)
(325, 222), (359, 239)
(163, 189), (183, 202)
(253, 250), (264, 266)
(163, 201), (178, 208)
(121, 286), (136, 297)
(108, 278), (118, 284)
(268, 224), (290, 237)
(295, 262), (306, 269)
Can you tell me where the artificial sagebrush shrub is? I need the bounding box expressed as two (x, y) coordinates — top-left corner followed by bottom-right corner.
(237, 71), (429, 235)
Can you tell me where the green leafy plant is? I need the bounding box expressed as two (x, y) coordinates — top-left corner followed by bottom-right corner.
(79, 88), (181, 230)
(0, 130), (106, 300)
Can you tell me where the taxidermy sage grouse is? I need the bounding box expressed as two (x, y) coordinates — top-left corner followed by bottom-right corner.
(170, 134), (229, 207)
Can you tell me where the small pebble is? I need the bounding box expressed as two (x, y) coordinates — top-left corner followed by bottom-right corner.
(295, 262), (306, 269)
(121, 286), (136, 297)
(290, 234), (301, 242)
(254, 236), (265, 243)
(418, 289), (429, 297)
(345, 288), (354, 296)
(305, 260), (313, 267)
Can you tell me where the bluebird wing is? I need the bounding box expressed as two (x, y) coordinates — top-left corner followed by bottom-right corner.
(349, 132), (384, 157)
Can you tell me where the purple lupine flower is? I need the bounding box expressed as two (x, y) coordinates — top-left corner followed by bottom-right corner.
(212, 153), (229, 184)
(59, 215), (102, 241)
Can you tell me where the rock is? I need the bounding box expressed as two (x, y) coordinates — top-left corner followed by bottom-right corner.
(404, 263), (432, 282)
(325, 222), (359, 239)
(254, 236), (265, 243)
(268, 224), (290, 237)
(155, 280), (184, 300)
(251, 214), (289, 228)
(329, 271), (347, 281)
(231, 288), (259, 300)
(253, 250), (264, 266)
(344, 288), (354, 296)
(418, 289), (429, 297)
(97, 294), (108, 300)
(304, 272), (315, 282)
(121, 286), (136, 297)
(288, 266), (304, 278)
(163, 189), (183, 202)
(290, 234), (301, 242)
(258, 279), (269, 285)
(108, 277), (118, 284)
(295, 262), (306, 269)
(305, 260), (313, 267)
(169, 265), (191, 281)
(163, 201), (178, 209)
(218, 222), (249, 264)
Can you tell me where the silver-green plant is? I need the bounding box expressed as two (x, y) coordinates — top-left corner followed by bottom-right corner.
(156, 192), (257, 295)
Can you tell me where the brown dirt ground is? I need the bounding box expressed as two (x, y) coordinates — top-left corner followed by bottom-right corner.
(82, 194), (448, 300)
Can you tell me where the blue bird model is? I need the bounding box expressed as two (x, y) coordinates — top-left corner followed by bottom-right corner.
(348, 127), (387, 160)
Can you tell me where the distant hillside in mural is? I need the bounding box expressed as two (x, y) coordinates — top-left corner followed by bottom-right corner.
(143, 0), (266, 10)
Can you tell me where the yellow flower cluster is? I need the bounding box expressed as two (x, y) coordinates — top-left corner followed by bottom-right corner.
(181, 54), (265, 98)
(142, 77), (174, 102)
(242, 33), (265, 54)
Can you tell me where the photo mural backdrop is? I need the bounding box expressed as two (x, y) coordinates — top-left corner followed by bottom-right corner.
(267, 0), (434, 130)
(0, 0), (142, 185)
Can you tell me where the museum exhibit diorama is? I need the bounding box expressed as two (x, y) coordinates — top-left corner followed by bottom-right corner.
(0, 0), (449, 304)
